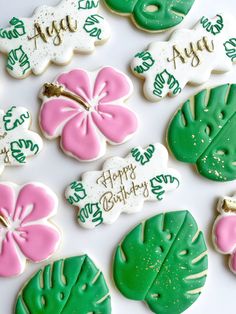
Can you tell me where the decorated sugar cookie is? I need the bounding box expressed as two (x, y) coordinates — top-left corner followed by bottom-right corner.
(168, 84), (236, 182)
(113, 211), (208, 314)
(15, 255), (111, 313)
(0, 182), (61, 277)
(40, 66), (138, 162)
(131, 14), (236, 102)
(213, 194), (236, 274)
(65, 143), (181, 229)
(0, 106), (43, 175)
(0, 0), (110, 79)
(104, 0), (195, 33)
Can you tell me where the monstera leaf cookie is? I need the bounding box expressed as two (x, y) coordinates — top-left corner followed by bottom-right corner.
(104, 0), (195, 32)
(213, 193), (236, 274)
(0, 106), (43, 175)
(65, 143), (181, 229)
(0, 0), (110, 78)
(113, 211), (208, 314)
(15, 255), (111, 313)
(168, 84), (236, 181)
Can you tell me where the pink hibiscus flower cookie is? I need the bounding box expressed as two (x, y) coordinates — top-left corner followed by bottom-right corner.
(213, 194), (236, 274)
(0, 182), (61, 277)
(39, 67), (138, 162)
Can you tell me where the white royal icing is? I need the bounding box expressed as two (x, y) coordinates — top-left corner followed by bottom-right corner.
(131, 14), (236, 102)
(0, 0), (110, 78)
(0, 106), (43, 175)
(65, 143), (181, 229)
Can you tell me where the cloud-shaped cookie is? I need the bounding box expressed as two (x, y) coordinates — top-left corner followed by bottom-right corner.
(65, 143), (181, 229)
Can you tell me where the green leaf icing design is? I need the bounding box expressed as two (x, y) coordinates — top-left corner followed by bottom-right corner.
(0, 17), (26, 39)
(133, 51), (155, 74)
(15, 255), (111, 314)
(10, 139), (40, 164)
(150, 174), (180, 200)
(3, 106), (30, 131)
(78, 0), (99, 9)
(104, 0), (195, 32)
(131, 144), (155, 165)
(113, 211), (208, 314)
(200, 14), (224, 35)
(224, 38), (236, 62)
(83, 14), (104, 39)
(168, 84), (236, 181)
(66, 182), (87, 205)
(79, 203), (103, 227)
(153, 69), (181, 98)
(7, 45), (31, 77)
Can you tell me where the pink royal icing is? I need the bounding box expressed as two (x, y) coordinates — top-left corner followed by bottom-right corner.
(213, 196), (236, 274)
(39, 67), (138, 161)
(0, 182), (61, 277)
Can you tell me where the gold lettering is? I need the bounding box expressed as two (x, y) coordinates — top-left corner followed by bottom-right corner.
(167, 37), (215, 69)
(28, 15), (78, 49)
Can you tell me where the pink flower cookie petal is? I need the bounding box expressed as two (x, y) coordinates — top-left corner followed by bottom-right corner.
(94, 67), (133, 103)
(0, 233), (24, 277)
(15, 183), (58, 225)
(61, 113), (102, 161)
(214, 215), (236, 253)
(92, 104), (138, 143)
(58, 69), (92, 101)
(0, 182), (60, 277)
(40, 99), (80, 137)
(14, 225), (60, 263)
(0, 184), (15, 218)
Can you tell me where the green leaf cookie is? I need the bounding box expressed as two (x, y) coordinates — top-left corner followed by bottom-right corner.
(168, 84), (236, 181)
(15, 255), (111, 314)
(104, 0), (195, 32)
(113, 211), (208, 314)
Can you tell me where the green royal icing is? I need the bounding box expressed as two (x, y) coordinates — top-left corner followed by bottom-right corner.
(224, 38), (236, 61)
(168, 84), (236, 181)
(3, 106), (30, 131)
(0, 17), (26, 39)
(15, 255), (111, 314)
(113, 211), (208, 314)
(79, 203), (103, 227)
(83, 14), (104, 39)
(131, 144), (155, 165)
(150, 174), (180, 200)
(153, 69), (181, 98)
(104, 0), (195, 32)
(66, 181), (87, 205)
(200, 14), (224, 35)
(133, 51), (155, 74)
(7, 45), (31, 77)
(10, 139), (40, 164)
(78, 0), (99, 10)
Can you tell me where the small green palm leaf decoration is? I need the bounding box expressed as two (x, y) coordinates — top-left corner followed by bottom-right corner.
(15, 255), (111, 314)
(113, 211), (208, 314)
(168, 84), (236, 181)
(10, 139), (39, 163)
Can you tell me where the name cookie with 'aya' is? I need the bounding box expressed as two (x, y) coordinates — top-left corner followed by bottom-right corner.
(131, 14), (236, 102)
(0, 0), (110, 78)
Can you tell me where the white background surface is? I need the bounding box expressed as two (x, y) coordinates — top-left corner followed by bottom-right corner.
(0, 0), (235, 313)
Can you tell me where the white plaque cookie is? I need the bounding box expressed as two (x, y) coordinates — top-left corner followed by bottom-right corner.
(65, 143), (181, 229)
